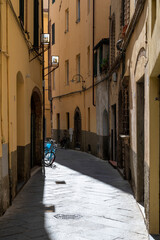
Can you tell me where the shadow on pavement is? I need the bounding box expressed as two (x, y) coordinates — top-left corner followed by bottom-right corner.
(150, 235), (160, 240)
(56, 149), (133, 195)
(0, 170), (53, 240)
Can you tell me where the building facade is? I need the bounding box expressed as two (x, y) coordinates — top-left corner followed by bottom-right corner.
(44, 0), (51, 139)
(49, 0), (110, 157)
(49, 0), (160, 234)
(109, 0), (160, 234)
(0, 0), (43, 215)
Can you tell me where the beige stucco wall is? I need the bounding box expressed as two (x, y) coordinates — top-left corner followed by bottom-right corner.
(147, 0), (160, 234)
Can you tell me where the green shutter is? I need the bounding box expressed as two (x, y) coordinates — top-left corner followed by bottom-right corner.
(52, 0), (55, 3)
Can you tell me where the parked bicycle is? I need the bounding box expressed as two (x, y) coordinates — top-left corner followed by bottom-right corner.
(43, 139), (57, 167)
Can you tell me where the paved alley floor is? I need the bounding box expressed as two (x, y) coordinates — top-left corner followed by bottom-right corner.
(0, 149), (150, 240)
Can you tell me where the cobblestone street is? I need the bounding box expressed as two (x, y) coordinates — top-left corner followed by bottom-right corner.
(0, 149), (150, 240)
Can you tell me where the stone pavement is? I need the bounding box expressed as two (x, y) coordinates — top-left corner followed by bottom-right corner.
(0, 149), (151, 240)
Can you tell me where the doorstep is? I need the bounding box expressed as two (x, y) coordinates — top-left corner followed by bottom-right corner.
(109, 160), (117, 168)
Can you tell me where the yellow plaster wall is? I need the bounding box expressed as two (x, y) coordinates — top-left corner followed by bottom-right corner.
(148, 0), (160, 234)
(0, 0), (42, 152)
(50, 0), (109, 135)
(44, 9), (51, 138)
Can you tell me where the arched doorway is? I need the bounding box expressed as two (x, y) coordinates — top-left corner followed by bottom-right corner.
(103, 109), (109, 159)
(31, 89), (42, 168)
(74, 107), (81, 148)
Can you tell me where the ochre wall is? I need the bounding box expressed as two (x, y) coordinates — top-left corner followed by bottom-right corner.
(50, 0), (110, 144)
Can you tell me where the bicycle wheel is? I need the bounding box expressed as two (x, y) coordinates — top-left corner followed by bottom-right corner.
(44, 152), (55, 167)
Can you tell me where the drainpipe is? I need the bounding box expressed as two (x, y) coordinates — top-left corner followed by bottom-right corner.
(41, 0), (45, 165)
(108, 6), (111, 159)
(92, 0), (95, 106)
(5, 0), (12, 204)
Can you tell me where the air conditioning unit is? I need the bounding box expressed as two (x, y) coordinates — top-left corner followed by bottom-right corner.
(41, 34), (50, 45)
(52, 56), (59, 68)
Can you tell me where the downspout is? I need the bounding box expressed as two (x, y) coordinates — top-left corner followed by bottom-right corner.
(92, 0), (95, 106)
(108, 6), (111, 159)
(6, 0), (12, 204)
(48, 0), (52, 137)
(41, 0), (45, 166)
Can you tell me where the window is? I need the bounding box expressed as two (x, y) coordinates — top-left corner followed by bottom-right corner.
(110, 13), (115, 65)
(99, 45), (103, 74)
(88, 0), (90, 14)
(65, 9), (69, 32)
(52, 71), (55, 90)
(52, 23), (55, 45)
(65, 60), (69, 85)
(52, 0), (55, 3)
(87, 46), (90, 75)
(120, 0), (130, 32)
(124, 0), (130, 26)
(94, 52), (97, 76)
(88, 107), (90, 132)
(76, 0), (80, 23)
(19, 0), (24, 25)
(76, 54), (80, 81)
(151, 0), (156, 34)
(34, 0), (39, 47)
(66, 112), (70, 130)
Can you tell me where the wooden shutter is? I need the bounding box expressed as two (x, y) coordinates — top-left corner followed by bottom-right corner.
(52, 23), (55, 45)
(19, 0), (24, 25)
(34, 0), (39, 47)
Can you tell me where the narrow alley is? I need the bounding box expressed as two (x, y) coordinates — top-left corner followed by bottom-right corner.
(0, 149), (149, 240)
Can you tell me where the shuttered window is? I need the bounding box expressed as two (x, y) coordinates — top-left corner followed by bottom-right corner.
(52, 23), (55, 45)
(34, 0), (39, 47)
(65, 60), (69, 85)
(111, 14), (115, 65)
(19, 0), (24, 25)
(52, 0), (55, 3)
(94, 52), (97, 76)
(121, 0), (130, 29)
(99, 45), (103, 74)
(76, 0), (80, 22)
(124, 0), (130, 25)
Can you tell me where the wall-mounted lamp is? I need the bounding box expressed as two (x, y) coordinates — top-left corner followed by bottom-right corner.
(116, 39), (123, 52)
(71, 74), (86, 90)
(41, 33), (50, 46)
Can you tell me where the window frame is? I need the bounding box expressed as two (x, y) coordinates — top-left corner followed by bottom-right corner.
(76, 0), (80, 23)
(76, 54), (80, 81)
(65, 8), (69, 33)
(52, 23), (55, 45)
(65, 60), (69, 85)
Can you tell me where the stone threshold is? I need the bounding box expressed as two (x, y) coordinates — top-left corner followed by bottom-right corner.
(109, 160), (117, 168)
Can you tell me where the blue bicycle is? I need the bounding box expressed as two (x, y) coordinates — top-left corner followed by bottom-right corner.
(44, 140), (57, 167)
